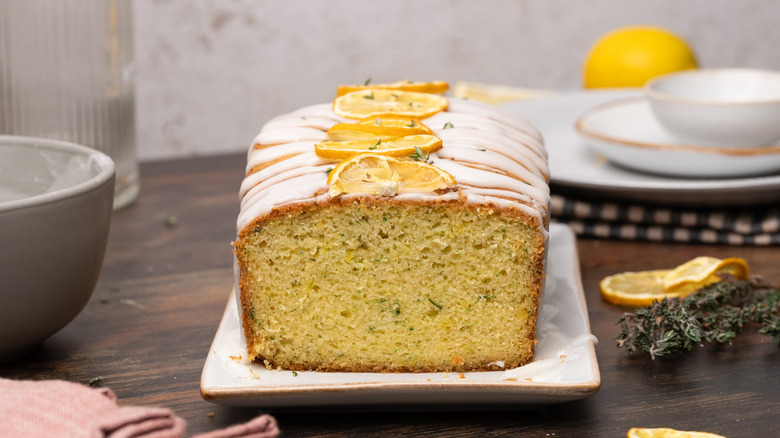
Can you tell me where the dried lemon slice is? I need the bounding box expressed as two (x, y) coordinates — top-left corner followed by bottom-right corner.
(662, 256), (749, 291)
(333, 89), (448, 120)
(326, 153), (456, 197)
(600, 270), (699, 307)
(600, 257), (750, 307)
(337, 80), (449, 97)
(627, 427), (726, 438)
(327, 116), (433, 141)
(315, 135), (443, 160)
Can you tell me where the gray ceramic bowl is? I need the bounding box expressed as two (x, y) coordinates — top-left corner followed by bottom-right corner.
(0, 136), (115, 363)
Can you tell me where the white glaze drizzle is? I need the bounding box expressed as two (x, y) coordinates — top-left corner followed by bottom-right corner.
(245, 141), (318, 175)
(261, 115), (339, 132)
(238, 98), (550, 235)
(238, 172), (330, 230)
(435, 128), (549, 180)
(446, 98), (544, 143)
(426, 112), (547, 160)
(252, 127), (327, 149)
(429, 156), (546, 213)
(430, 147), (549, 198)
(240, 150), (332, 199)
(289, 103), (349, 120)
(261, 103), (350, 131)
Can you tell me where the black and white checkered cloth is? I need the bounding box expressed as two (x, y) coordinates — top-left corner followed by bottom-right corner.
(551, 194), (780, 245)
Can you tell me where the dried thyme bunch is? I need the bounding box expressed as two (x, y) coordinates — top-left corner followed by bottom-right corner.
(616, 277), (780, 359)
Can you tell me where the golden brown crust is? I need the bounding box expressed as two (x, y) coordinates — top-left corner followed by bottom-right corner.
(252, 356), (534, 373)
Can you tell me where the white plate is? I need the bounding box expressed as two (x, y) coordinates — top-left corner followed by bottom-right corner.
(200, 224), (600, 408)
(575, 97), (780, 178)
(502, 90), (780, 206)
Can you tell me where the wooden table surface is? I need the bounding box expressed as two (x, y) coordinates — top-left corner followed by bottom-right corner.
(2, 153), (778, 437)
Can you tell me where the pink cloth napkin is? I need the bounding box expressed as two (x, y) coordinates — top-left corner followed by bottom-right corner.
(0, 378), (279, 438)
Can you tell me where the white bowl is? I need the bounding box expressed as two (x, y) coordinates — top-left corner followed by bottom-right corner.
(0, 136), (115, 363)
(645, 68), (780, 147)
(575, 98), (780, 178)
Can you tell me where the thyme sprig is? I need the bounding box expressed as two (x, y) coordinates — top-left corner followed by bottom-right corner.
(615, 277), (780, 359)
(408, 146), (430, 162)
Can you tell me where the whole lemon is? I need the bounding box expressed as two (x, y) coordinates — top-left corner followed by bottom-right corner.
(583, 26), (698, 88)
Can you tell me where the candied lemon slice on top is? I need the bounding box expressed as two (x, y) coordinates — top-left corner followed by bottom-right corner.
(600, 256), (750, 306)
(333, 89), (448, 120)
(627, 427), (726, 438)
(337, 80), (449, 97)
(326, 153), (456, 197)
(662, 256), (749, 291)
(327, 116), (433, 141)
(315, 135), (442, 160)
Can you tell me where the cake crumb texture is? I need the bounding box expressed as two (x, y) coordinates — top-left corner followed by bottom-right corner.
(235, 198), (544, 372)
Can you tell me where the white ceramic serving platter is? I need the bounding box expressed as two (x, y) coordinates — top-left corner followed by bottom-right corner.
(576, 97), (780, 178)
(503, 90), (780, 207)
(201, 224), (600, 408)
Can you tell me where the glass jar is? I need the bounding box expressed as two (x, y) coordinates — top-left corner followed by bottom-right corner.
(0, 0), (138, 209)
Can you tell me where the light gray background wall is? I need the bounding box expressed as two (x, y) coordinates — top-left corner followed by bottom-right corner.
(133, 0), (780, 161)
